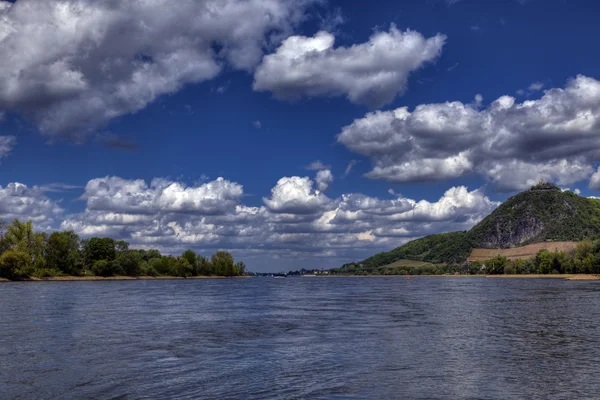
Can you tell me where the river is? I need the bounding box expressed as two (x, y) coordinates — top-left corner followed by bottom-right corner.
(2, 277), (600, 399)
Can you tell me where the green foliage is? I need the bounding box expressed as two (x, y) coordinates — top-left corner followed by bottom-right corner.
(236, 261), (246, 276)
(140, 261), (158, 277)
(0, 249), (32, 278)
(46, 231), (82, 275)
(114, 250), (143, 276)
(337, 231), (473, 275)
(212, 251), (239, 276)
(0, 219), (247, 280)
(337, 184), (600, 275)
(91, 260), (123, 277)
(196, 255), (213, 275)
(167, 257), (193, 277)
(182, 250), (197, 269)
(84, 237), (116, 264)
(470, 189), (600, 247)
(485, 256), (508, 275)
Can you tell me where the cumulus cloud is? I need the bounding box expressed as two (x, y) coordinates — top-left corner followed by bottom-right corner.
(589, 167), (600, 190)
(57, 173), (498, 269)
(0, 182), (63, 229)
(83, 176), (244, 215)
(0, 135), (15, 159)
(315, 169), (334, 191)
(338, 75), (600, 191)
(263, 176), (330, 214)
(0, 0), (317, 139)
(253, 25), (446, 107)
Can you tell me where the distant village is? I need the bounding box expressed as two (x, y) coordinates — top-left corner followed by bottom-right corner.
(253, 268), (331, 277)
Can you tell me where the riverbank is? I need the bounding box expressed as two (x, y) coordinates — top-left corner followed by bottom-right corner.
(486, 274), (600, 280)
(0, 275), (251, 282)
(302, 274), (600, 280)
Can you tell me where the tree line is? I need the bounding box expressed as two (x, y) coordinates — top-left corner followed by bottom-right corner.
(0, 219), (246, 280)
(470, 241), (600, 275)
(330, 241), (600, 276)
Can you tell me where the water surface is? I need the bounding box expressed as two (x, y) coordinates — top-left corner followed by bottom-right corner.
(2, 277), (600, 399)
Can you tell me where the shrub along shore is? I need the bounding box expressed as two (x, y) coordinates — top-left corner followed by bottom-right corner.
(0, 219), (246, 281)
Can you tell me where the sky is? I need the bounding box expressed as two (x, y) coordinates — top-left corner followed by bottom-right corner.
(1, 0), (600, 272)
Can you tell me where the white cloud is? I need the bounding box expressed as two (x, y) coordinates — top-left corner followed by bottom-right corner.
(315, 169), (334, 191)
(589, 167), (600, 190)
(83, 176), (244, 215)
(0, 182), (63, 229)
(253, 120), (262, 129)
(253, 25), (446, 108)
(0, 135), (15, 159)
(517, 81), (545, 96)
(528, 82), (544, 91)
(0, 0), (317, 139)
(338, 75), (600, 191)
(306, 160), (332, 171)
(344, 159), (359, 177)
(55, 173), (500, 270)
(263, 176), (330, 214)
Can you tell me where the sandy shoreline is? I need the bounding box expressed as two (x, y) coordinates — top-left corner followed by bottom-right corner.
(0, 275), (250, 283)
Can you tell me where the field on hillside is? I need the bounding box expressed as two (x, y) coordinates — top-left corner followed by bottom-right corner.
(382, 259), (435, 269)
(467, 241), (579, 262)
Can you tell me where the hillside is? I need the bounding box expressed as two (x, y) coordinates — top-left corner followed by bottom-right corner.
(335, 183), (600, 274)
(467, 241), (579, 262)
(469, 183), (600, 247)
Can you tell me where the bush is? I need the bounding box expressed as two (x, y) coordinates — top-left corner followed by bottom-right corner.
(32, 268), (64, 278)
(140, 262), (158, 277)
(0, 249), (32, 279)
(114, 251), (143, 276)
(91, 260), (124, 277)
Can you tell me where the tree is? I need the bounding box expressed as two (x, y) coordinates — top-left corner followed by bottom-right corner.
(149, 257), (170, 276)
(211, 251), (236, 276)
(146, 249), (162, 260)
(84, 237), (116, 265)
(91, 260), (123, 277)
(114, 251), (143, 276)
(196, 255), (213, 276)
(172, 257), (193, 277)
(236, 261), (246, 276)
(486, 256), (508, 275)
(182, 250), (197, 274)
(115, 240), (129, 254)
(0, 249), (32, 278)
(3, 219), (47, 271)
(536, 249), (554, 274)
(46, 231), (81, 275)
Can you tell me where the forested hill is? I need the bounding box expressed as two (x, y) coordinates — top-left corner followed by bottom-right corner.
(334, 183), (600, 274)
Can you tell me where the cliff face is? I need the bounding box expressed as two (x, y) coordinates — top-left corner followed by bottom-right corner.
(468, 184), (600, 248)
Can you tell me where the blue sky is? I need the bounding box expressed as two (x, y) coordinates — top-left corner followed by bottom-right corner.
(1, 0), (600, 272)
